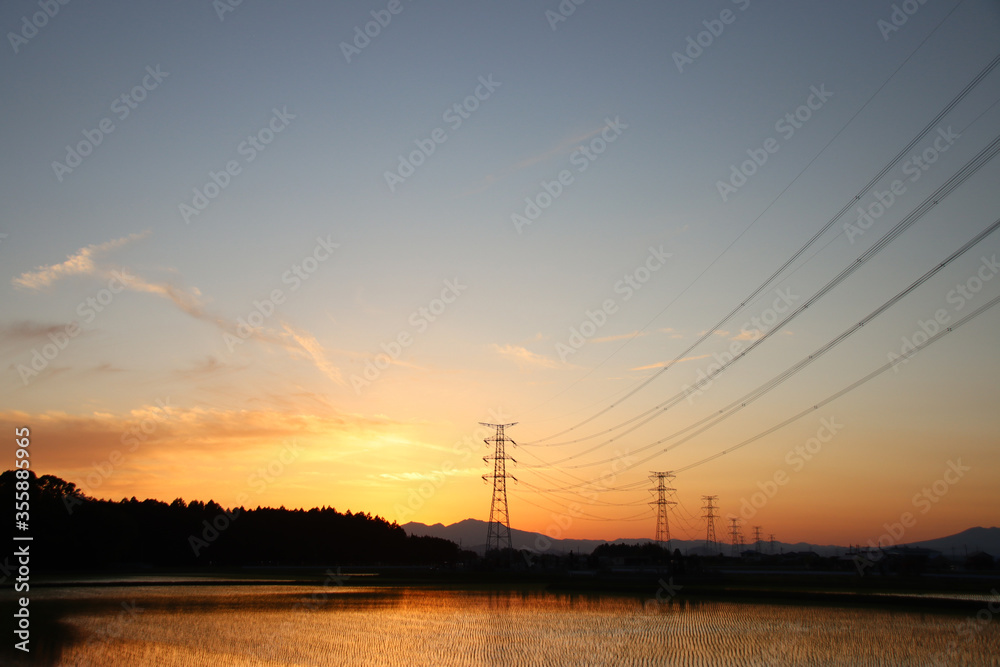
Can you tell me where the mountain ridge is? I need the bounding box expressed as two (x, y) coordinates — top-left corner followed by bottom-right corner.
(403, 520), (1000, 558)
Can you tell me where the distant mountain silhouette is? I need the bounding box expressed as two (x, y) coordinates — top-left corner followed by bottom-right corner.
(901, 526), (1000, 558)
(404, 519), (1000, 558)
(403, 519), (615, 555)
(402, 519), (844, 556)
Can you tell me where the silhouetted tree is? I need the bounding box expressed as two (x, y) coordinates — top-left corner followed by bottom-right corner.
(1, 471), (466, 571)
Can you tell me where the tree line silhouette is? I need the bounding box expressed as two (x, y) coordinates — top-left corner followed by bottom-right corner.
(2, 470), (470, 570)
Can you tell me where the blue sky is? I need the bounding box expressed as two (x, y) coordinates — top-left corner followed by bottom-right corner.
(2, 0), (999, 543)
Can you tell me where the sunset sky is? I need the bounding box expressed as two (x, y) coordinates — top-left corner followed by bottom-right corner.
(2, 0), (998, 547)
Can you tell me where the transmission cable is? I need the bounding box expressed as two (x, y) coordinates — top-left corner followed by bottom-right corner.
(525, 46), (999, 445)
(523, 133), (1000, 469)
(554, 212), (1000, 471)
(672, 292), (1000, 475)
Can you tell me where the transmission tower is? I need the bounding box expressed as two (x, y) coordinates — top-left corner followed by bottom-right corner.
(701, 495), (719, 553)
(768, 533), (776, 555)
(753, 526), (763, 554)
(729, 517), (743, 557)
(481, 422), (517, 555)
(648, 472), (677, 550)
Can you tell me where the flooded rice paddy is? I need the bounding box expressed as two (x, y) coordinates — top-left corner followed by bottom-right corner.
(14, 584), (1000, 666)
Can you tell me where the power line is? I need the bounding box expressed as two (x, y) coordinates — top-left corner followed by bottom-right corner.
(512, 491), (653, 522)
(508, 210), (1000, 507)
(516, 479), (647, 507)
(508, 137), (1000, 528)
(523, 40), (997, 445)
(526, 133), (1000, 472)
(673, 292), (1000, 475)
(572, 213), (1000, 472)
(569, 285), (1000, 484)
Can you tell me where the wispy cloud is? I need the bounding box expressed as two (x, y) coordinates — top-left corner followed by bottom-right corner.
(11, 232), (221, 331)
(12, 232), (347, 387)
(125, 275), (210, 319)
(282, 323), (345, 386)
(87, 362), (126, 374)
(491, 343), (561, 370)
(731, 329), (762, 341)
(631, 353), (712, 371)
(0, 406), (409, 504)
(12, 231), (149, 289)
(731, 329), (793, 341)
(0, 321), (77, 345)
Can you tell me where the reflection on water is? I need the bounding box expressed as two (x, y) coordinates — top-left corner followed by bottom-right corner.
(15, 584), (1000, 666)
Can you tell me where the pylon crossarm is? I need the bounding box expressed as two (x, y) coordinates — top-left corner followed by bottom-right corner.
(482, 422), (517, 556)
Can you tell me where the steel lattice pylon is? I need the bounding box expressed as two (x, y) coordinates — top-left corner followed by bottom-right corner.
(701, 495), (719, 553)
(481, 422), (517, 555)
(648, 471), (676, 550)
(729, 517), (742, 557)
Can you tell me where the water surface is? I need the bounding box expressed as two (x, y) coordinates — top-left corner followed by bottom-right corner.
(16, 584), (1000, 666)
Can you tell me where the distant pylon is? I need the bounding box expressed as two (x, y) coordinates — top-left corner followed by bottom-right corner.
(649, 472), (677, 550)
(729, 517), (742, 557)
(768, 533), (776, 555)
(753, 526), (763, 554)
(481, 422), (517, 555)
(701, 495), (719, 553)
